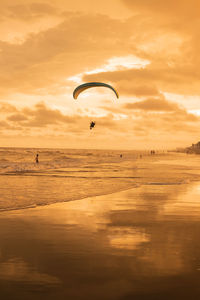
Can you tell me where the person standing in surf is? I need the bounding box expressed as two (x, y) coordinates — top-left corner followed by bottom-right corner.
(35, 154), (39, 164)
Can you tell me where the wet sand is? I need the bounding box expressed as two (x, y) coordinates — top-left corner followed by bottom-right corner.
(1, 179), (200, 299)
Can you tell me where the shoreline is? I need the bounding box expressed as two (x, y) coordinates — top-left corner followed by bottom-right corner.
(0, 183), (139, 214)
(1, 177), (199, 215)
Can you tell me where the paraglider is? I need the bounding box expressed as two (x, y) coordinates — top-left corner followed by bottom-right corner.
(73, 82), (119, 130)
(73, 82), (119, 100)
(90, 121), (96, 130)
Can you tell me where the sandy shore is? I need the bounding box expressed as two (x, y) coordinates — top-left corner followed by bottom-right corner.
(1, 176), (200, 299)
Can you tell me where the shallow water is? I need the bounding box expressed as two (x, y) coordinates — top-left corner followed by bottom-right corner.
(1, 148), (200, 211)
(0, 147), (141, 210)
(1, 183), (200, 299)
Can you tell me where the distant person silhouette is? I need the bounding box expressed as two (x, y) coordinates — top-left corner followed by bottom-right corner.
(120, 154), (123, 158)
(35, 154), (39, 164)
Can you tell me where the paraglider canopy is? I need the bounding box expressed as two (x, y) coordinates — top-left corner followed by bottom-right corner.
(73, 82), (119, 99)
(90, 121), (96, 130)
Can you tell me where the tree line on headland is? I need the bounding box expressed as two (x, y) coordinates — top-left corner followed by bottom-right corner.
(176, 141), (200, 154)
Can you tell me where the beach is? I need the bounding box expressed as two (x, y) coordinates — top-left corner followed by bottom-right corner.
(1, 150), (200, 299)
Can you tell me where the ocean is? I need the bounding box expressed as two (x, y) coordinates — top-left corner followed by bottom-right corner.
(0, 148), (146, 211)
(1, 147), (200, 212)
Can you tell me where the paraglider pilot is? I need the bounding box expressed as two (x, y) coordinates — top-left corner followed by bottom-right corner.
(90, 121), (96, 130)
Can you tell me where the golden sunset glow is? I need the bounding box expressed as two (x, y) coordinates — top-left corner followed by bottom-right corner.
(1, 0), (200, 149)
(3, 3), (200, 300)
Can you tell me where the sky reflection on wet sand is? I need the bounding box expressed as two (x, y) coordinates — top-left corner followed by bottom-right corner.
(1, 183), (200, 299)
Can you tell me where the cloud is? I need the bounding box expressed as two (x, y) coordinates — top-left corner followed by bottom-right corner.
(83, 62), (200, 96)
(7, 113), (28, 122)
(117, 1), (200, 100)
(0, 99), (200, 148)
(3, 102), (118, 132)
(117, 82), (159, 97)
(123, 0), (200, 20)
(0, 13), (134, 96)
(99, 96), (200, 140)
(0, 103), (18, 113)
(6, 3), (57, 20)
(0, 2), (196, 100)
(0, 120), (11, 129)
(123, 97), (180, 112)
(3, 102), (76, 129)
(0, 1), (200, 148)
(21, 103), (77, 127)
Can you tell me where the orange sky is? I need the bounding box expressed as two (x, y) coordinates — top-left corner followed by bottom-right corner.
(0, 0), (200, 149)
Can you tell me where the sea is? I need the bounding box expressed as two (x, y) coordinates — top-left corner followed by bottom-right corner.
(0, 147), (146, 211)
